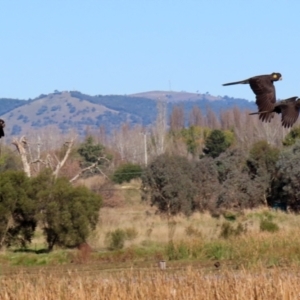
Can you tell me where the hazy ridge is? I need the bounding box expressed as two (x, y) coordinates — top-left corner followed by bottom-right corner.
(0, 90), (256, 137)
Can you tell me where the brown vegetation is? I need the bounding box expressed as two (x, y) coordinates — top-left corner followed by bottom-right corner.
(1, 268), (300, 299)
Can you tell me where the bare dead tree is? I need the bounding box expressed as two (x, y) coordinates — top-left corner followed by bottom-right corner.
(219, 107), (291, 149)
(189, 106), (204, 127)
(109, 123), (147, 165)
(52, 139), (75, 179)
(110, 123), (131, 162)
(98, 125), (107, 145)
(12, 136), (31, 177)
(169, 105), (185, 131)
(151, 101), (167, 156)
(69, 156), (110, 183)
(205, 107), (220, 129)
(12, 135), (76, 179)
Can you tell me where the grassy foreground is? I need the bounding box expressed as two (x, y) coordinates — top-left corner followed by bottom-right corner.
(1, 268), (300, 299)
(2, 182), (300, 298)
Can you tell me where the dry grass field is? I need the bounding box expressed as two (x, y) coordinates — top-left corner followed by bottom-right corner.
(1, 268), (300, 299)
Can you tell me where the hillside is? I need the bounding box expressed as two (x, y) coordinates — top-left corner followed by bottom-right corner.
(0, 98), (26, 115)
(130, 90), (224, 102)
(0, 90), (257, 137)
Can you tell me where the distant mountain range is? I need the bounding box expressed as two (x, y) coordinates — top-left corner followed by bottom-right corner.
(0, 90), (257, 137)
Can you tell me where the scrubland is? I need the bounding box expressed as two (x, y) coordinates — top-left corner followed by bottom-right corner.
(1, 180), (300, 299)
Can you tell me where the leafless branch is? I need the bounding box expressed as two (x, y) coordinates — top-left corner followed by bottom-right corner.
(52, 139), (75, 179)
(12, 136), (31, 177)
(96, 166), (109, 180)
(30, 158), (48, 165)
(69, 156), (109, 183)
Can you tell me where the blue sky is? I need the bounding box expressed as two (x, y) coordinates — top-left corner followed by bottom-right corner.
(1, 1), (300, 101)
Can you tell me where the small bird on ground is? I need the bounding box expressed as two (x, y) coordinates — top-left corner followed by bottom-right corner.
(0, 119), (5, 138)
(214, 261), (220, 269)
(250, 96), (300, 128)
(223, 72), (282, 122)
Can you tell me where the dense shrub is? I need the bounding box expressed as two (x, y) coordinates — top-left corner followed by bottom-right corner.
(77, 136), (111, 175)
(247, 140), (279, 178)
(215, 148), (267, 210)
(106, 229), (126, 250)
(282, 125), (300, 146)
(203, 129), (232, 158)
(271, 141), (300, 212)
(260, 219), (279, 232)
(0, 170), (102, 251)
(36, 176), (102, 250)
(142, 154), (196, 216)
(0, 171), (37, 248)
(105, 227), (138, 250)
(192, 157), (220, 211)
(0, 146), (22, 172)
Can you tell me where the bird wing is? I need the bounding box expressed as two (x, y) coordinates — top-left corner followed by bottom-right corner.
(222, 79), (249, 86)
(249, 76), (276, 110)
(278, 99), (300, 128)
(248, 76), (276, 122)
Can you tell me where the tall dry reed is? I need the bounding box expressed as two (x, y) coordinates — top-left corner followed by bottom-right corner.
(1, 268), (300, 300)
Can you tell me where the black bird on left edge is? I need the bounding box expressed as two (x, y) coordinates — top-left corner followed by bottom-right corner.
(223, 72), (282, 123)
(0, 119), (5, 138)
(250, 97), (300, 128)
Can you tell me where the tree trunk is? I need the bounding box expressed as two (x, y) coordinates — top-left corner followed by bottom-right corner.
(12, 136), (31, 177)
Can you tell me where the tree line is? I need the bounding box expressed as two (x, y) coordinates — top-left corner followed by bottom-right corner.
(141, 126), (300, 215)
(2, 104), (300, 251)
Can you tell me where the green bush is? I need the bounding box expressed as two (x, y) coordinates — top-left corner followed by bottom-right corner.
(260, 219), (279, 233)
(271, 141), (300, 212)
(106, 229), (127, 250)
(112, 163), (143, 184)
(223, 211), (238, 222)
(203, 129), (232, 158)
(142, 154), (196, 216)
(219, 222), (246, 239)
(204, 242), (232, 260)
(0, 171), (37, 249)
(282, 126), (300, 146)
(248, 141), (279, 174)
(0, 170), (102, 251)
(106, 227), (138, 250)
(166, 241), (190, 260)
(77, 136), (111, 175)
(34, 173), (102, 251)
